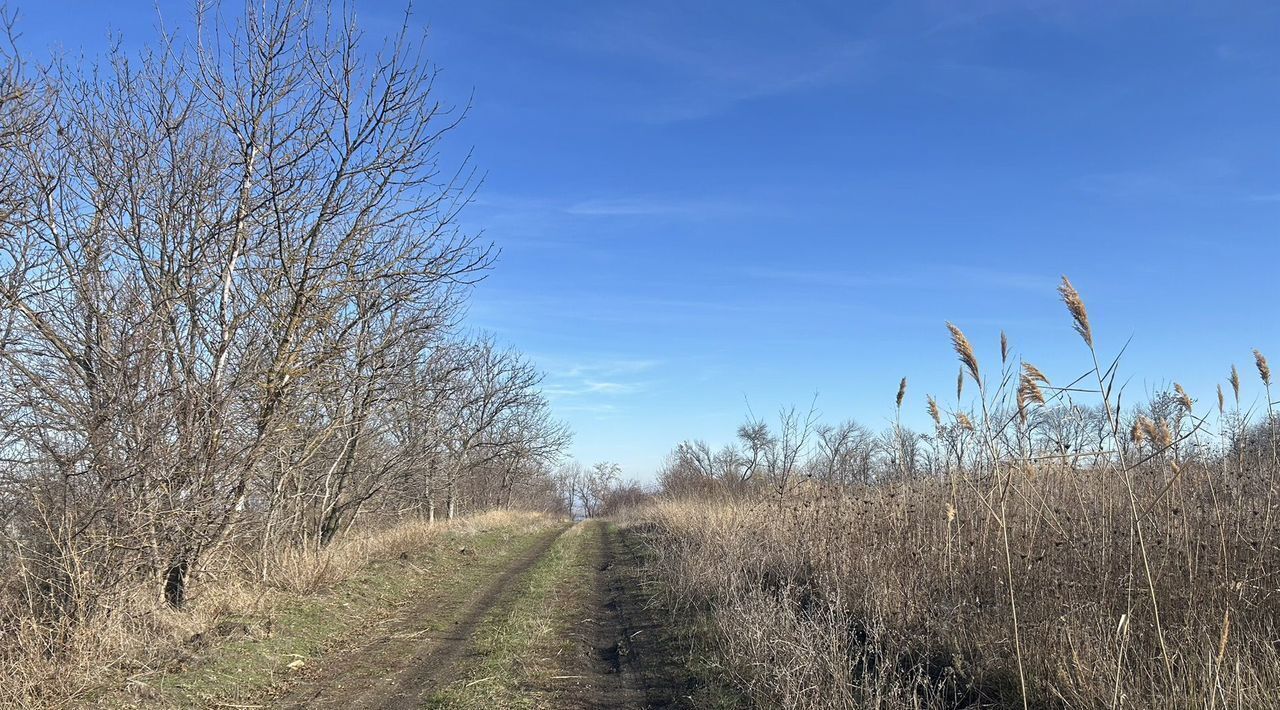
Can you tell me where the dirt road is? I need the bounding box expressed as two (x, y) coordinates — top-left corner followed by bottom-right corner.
(271, 524), (570, 709)
(556, 522), (701, 708)
(265, 520), (715, 709)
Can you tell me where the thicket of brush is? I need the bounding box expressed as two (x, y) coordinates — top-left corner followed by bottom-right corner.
(0, 3), (573, 706)
(640, 277), (1279, 709)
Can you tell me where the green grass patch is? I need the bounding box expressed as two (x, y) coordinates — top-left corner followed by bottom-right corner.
(425, 523), (591, 709)
(109, 523), (550, 708)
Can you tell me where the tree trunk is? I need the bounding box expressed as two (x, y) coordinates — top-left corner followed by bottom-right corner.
(163, 559), (190, 608)
(446, 471), (457, 520)
(319, 509), (341, 546)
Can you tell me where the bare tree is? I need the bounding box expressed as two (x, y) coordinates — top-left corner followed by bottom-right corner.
(579, 461), (621, 518)
(759, 406), (817, 501)
(813, 420), (875, 484)
(434, 336), (565, 519)
(0, 0), (511, 623)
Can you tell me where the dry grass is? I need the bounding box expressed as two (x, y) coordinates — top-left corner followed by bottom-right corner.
(0, 510), (558, 708)
(642, 469), (1280, 709)
(635, 278), (1280, 709)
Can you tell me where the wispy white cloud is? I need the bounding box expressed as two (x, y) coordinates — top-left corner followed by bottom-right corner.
(543, 380), (646, 397)
(737, 267), (908, 289)
(555, 358), (662, 378)
(738, 265), (1057, 293)
(553, 402), (622, 415)
(552, 375), (650, 398)
(1075, 159), (1246, 201)
(563, 196), (763, 218)
(525, 4), (880, 123)
(537, 357), (660, 413)
(919, 0), (1091, 36)
(523, 0), (1096, 124)
(471, 191), (767, 231)
(634, 40), (878, 123)
(1076, 170), (1187, 199)
(1245, 192), (1280, 203)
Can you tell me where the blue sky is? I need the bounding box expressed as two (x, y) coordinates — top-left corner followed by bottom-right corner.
(19, 1), (1280, 480)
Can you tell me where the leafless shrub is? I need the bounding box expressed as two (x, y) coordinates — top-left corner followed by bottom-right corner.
(0, 2), (571, 703)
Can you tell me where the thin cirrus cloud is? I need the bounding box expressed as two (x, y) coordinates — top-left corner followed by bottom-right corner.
(554, 402), (622, 415)
(537, 358), (661, 415)
(633, 41), (878, 124)
(476, 190), (767, 218)
(1075, 170), (1197, 200)
(738, 265), (1058, 294)
(529, 4), (880, 123)
(528, 1), (1099, 125)
(473, 292), (796, 334)
(543, 381), (644, 398)
(562, 196), (766, 218)
(1245, 192), (1280, 203)
(1074, 159), (1260, 202)
(556, 359), (662, 378)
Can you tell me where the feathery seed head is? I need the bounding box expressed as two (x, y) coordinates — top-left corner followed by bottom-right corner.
(1174, 383), (1193, 413)
(1230, 365), (1241, 403)
(1018, 377), (1046, 406)
(1022, 362), (1050, 385)
(1058, 276), (1093, 348)
(1000, 330), (1009, 364)
(896, 377), (907, 410)
(1017, 362), (1048, 424)
(1130, 417), (1146, 447)
(927, 395), (941, 427)
(1137, 415), (1160, 447)
(947, 322), (981, 385)
(1255, 349), (1272, 386)
(1017, 367), (1047, 424)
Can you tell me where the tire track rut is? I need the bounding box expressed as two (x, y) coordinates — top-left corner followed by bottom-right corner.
(272, 523), (569, 710)
(570, 521), (696, 709)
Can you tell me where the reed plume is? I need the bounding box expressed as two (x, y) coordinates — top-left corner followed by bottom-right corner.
(1131, 417), (1147, 447)
(1230, 364), (1241, 404)
(1018, 364), (1047, 423)
(1057, 276), (1093, 348)
(1022, 362), (1050, 385)
(947, 322), (981, 385)
(1256, 349), (1272, 386)
(1001, 330), (1009, 364)
(927, 395), (941, 428)
(1174, 383), (1193, 413)
(896, 377), (907, 410)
